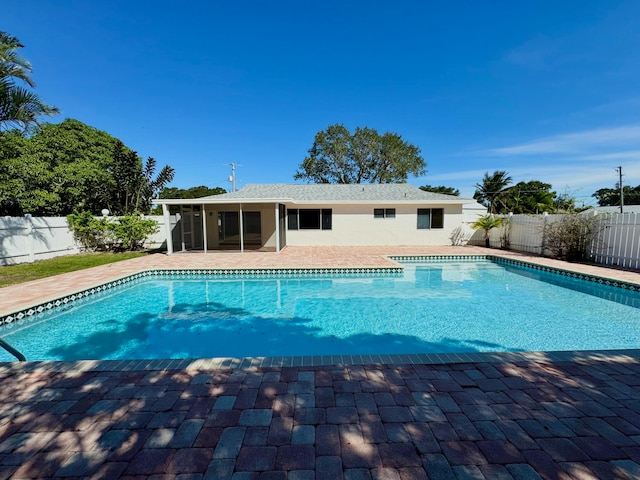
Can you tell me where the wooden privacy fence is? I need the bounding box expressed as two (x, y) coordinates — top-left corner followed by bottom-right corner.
(0, 215), (179, 266)
(469, 212), (640, 269)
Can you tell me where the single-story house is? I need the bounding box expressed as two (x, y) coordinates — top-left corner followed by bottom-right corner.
(153, 183), (476, 254)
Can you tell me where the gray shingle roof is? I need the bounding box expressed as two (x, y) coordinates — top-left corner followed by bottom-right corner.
(202, 183), (471, 203)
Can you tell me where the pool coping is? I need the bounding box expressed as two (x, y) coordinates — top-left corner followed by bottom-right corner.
(2, 348), (640, 374)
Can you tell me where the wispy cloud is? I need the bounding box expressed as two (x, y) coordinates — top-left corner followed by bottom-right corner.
(504, 36), (560, 70)
(483, 125), (640, 156)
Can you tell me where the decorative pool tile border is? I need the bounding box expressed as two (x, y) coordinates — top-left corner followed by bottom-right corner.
(0, 266), (402, 329)
(487, 256), (640, 291)
(390, 255), (489, 263)
(391, 254), (640, 291)
(2, 255), (638, 333)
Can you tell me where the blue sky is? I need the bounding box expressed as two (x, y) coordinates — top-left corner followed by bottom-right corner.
(6, 1), (640, 205)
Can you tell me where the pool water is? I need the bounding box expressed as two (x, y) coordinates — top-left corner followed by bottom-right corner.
(1, 260), (640, 361)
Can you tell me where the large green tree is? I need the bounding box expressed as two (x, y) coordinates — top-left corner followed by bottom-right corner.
(108, 140), (175, 215)
(592, 185), (640, 207)
(0, 31), (59, 133)
(473, 171), (512, 213)
(0, 119), (118, 215)
(0, 119), (175, 215)
(157, 185), (226, 214)
(503, 180), (555, 214)
(294, 124), (426, 184)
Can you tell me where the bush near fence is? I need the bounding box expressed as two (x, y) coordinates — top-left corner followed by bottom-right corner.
(0, 215), (179, 266)
(467, 211), (640, 269)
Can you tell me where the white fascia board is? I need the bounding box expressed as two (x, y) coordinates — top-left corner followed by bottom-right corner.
(287, 199), (475, 206)
(152, 197), (292, 205)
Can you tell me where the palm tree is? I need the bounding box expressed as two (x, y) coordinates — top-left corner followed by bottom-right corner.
(473, 170), (513, 214)
(471, 214), (504, 248)
(0, 31), (59, 133)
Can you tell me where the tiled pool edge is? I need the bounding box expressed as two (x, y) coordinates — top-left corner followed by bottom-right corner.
(3, 254), (639, 328)
(1, 348), (639, 374)
(0, 266), (402, 328)
(390, 254), (640, 291)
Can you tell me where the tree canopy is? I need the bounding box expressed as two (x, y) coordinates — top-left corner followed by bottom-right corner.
(294, 124), (426, 184)
(473, 171), (513, 213)
(419, 185), (460, 196)
(592, 185), (640, 207)
(0, 31), (59, 133)
(0, 119), (174, 216)
(159, 185), (226, 199)
(502, 180), (555, 214)
(473, 170), (576, 214)
(157, 185), (226, 214)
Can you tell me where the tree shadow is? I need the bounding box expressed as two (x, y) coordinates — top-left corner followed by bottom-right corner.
(42, 300), (510, 361)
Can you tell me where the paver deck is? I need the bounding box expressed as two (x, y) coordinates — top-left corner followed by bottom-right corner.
(1, 246), (640, 479)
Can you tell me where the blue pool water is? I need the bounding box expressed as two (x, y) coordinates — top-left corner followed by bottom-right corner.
(1, 260), (640, 361)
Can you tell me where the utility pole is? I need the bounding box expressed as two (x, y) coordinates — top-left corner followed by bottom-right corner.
(228, 163), (237, 192)
(616, 166), (624, 213)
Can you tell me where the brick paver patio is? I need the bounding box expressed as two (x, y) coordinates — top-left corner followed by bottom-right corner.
(1, 357), (640, 479)
(1, 246), (640, 479)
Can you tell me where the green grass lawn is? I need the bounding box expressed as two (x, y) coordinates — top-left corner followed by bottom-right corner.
(0, 252), (149, 288)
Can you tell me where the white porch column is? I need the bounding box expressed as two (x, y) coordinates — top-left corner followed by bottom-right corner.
(162, 204), (173, 255)
(202, 203), (207, 253)
(274, 203), (280, 253)
(239, 203), (244, 253)
(180, 205), (186, 252)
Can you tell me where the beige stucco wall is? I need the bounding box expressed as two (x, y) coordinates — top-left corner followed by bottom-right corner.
(285, 203), (463, 246)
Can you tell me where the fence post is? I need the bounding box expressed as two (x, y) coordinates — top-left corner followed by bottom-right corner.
(24, 214), (36, 263)
(540, 212), (548, 255)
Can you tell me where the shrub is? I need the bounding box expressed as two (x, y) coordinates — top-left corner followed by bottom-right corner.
(67, 211), (158, 251)
(471, 214), (505, 248)
(67, 211), (113, 251)
(113, 213), (159, 251)
(543, 213), (600, 261)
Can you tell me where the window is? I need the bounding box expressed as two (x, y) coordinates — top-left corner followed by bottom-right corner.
(417, 208), (444, 229)
(287, 209), (298, 230)
(287, 209), (332, 230)
(374, 208), (396, 218)
(299, 209), (320, 229)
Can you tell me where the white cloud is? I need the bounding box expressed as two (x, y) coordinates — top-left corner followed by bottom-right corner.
(484, 125), (640, 156)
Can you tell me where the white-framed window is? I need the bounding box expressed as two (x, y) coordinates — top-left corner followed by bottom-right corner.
(288, 209), (332, 230)
(374, 208), (396, 219)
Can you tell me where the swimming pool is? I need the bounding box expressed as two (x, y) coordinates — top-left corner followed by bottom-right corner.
(1, 258), (639, 361)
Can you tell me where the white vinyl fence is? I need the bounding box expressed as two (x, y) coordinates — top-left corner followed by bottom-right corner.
(467, 211), (640, 269)
(0, 215), (179, 266)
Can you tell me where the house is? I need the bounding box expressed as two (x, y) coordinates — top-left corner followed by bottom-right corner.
(153, 184), (476, 254)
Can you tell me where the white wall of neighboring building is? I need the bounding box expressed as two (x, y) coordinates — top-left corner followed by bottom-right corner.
(285, 203), (464, 246)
